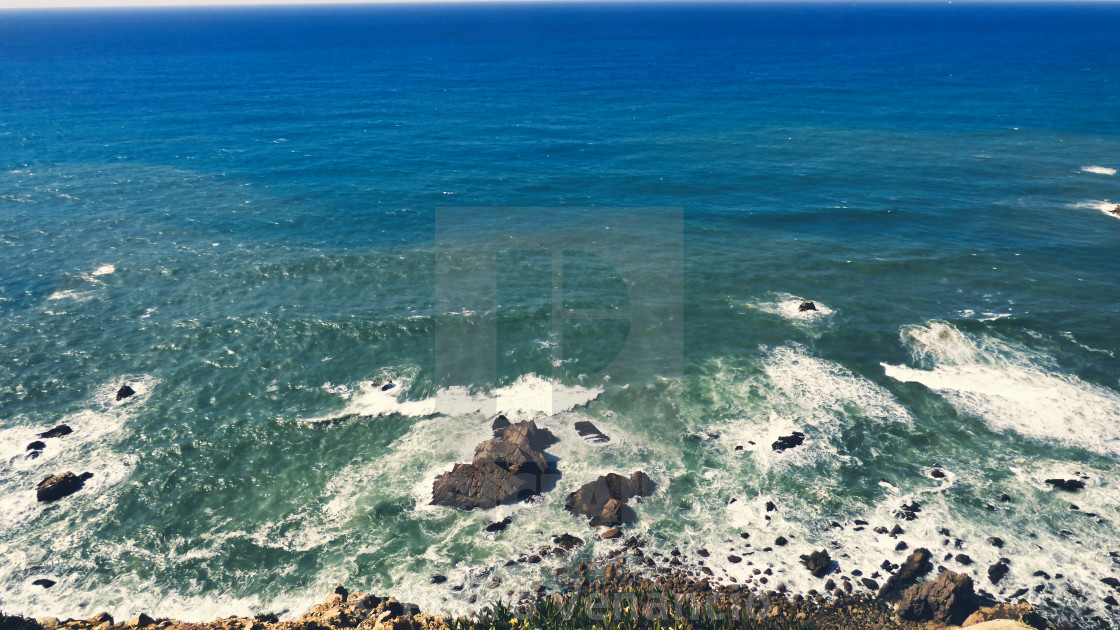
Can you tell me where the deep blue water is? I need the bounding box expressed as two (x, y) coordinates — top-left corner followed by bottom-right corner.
(1, 2), (1119, 625)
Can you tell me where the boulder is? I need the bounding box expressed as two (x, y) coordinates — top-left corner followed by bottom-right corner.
(494, 420), (557, 451)
(36, 471), (93, 503)
(38, 425), (72, 439)
(801, 550), (832, 578)
(601, 528), (621, 539)
(895, 570), (978, 625)
(116, 385), (135, 401)
(771, 431), (805, 452)
(127, 613), (154, 628)
(565, 471), (654, 527)
(574, 421), (610, 444)
(552, 533), (584, 551)
(26, 441), (46, 452)
(32, 579), (55, 588)
(490, 414), (511, 433)
(798, 301), (817, 312)
(988, 558), (1010, 585)
(1045, 478), (1085, 491)
(430, 461), (531, 510)
(878, 548), (933, 599)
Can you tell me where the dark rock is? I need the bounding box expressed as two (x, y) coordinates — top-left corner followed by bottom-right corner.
(697, 548), (709, 557)
(896, 570), (978, 624)
(26, 441), (46, 452)
(491, 414), (511, 433)
(590, 498), (625, 527)
(333, 584), (348, 600)
(36, 471), (93, 503)
(116, 385), (135, 401)
(874, 526), (888, 534)
(861, 578), (879, 591)
(988, 559), (1011, 585)
(734, 445), (743, 451)
(956, 554), (973, 565)
(32, 578), (55, 588)
(494, 420), (558, 451)
(1045, 478), (1085, 492)
(1033, 570), (1050, 579)
(728, 555), (741, 563)
(765, 501), (776, 512)
(552, 533), (584, 551)
(798, 301), (817, 312)
(601, 528), (621, 540)
(574, 421), (610, 444)
(1000, 494), (1012, 502)
(380, 382), (395, 392)
(775, 536), (788, 546)
(930, 469), (945, 479)
(879, 548), (933, 599)
(740, 532), (750, 539)
(1102, 577), (1120, 591)
(988, 537), (1004, 549)
(890, 524), (905, 536)
(895, 541), (909, 551)
(485, 516), (513, 533)
(1105, 595), (1119, 606)
(1010, 588), (1029, 599)
(474, 436), (548, 477)
(38, 425), (72, 439)
(771, 432), (805, 452)
(430, 575), (447, 585)
(881, 560), (894, 571)
(129, 613), (154, 628)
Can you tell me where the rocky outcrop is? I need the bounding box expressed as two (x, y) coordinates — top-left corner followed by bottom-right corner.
(801, 549), (832, 578)
(38, 425), (72, 439)
(878, 548), (932, 599)
(565, 471), (654, 528)
(36, 472), (93, 503)
(988, 558), (1011, 584)
(574, 421), (610, 444)
(116, 385), (135, 401)
(798, 301), (817, 312)
(895, 570), (978, 624)
(962, 602), (1046, 628)
(771, 431), (805, 452)
(431, 420), (557, 511)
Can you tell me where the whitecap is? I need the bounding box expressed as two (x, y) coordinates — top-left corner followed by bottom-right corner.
(882, 321), (1120, 457)
(1070, 200), (1120, 220)
(46, 289), (92, 302)
(91, 264), (116, 277)
(740, 293), (834, 323)
(1081, 165), (1116, 175)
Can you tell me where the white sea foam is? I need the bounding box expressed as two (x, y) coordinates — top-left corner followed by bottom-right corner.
(46, 289), (93, 302)
(308, 373), (603, 424)
(882, 321), (1120, 457)
(91, 264), (116, 277)
(1081, 165), (1116, 175)
(1070, 199), (1120, 220)
(741, 293), (834, 323)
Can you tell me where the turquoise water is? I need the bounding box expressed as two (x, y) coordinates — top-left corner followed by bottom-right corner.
(1, 3), (1119, 625)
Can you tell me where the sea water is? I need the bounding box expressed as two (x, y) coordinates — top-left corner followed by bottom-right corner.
(1, 2), (1119, 625)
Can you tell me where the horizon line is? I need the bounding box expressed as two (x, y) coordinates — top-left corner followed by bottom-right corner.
(3, 0), (1120, 10)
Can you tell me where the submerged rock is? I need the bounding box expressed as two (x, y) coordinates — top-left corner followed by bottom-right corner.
(1045, 478), (1085, 492)
(36, 471), (93, 503)
(116, 385), (135, 401)
(896, 570), (978, 624)
(38, 425), (72, 439)
(485, 516), (512, 533)
(771, 431), (805, 452)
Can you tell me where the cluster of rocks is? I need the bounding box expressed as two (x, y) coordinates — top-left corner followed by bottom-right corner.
(25, 587), (444, 630)
(26, 385), (136, 504)
(429, 418), (558, 510)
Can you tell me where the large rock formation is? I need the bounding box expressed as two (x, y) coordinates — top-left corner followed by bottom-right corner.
(801, 549), (832, 578)
(38, 425), (72, 439)
(36, 472), (93, 503)
(895, 570), (978, 624)
(431, 420), (557, 511)
(565, 471), (654, 528)
(878, 548), (933, 599)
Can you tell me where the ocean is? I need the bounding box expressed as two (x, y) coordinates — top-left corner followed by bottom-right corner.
(1, 1), (1119, 625)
